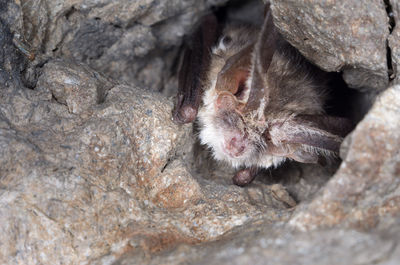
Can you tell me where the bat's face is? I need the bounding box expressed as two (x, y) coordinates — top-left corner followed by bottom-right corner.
(197, 26), (283, 169)
(199, 84), (254, 168)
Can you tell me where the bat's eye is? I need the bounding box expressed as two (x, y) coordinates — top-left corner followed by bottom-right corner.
(222, 36), (232, 46)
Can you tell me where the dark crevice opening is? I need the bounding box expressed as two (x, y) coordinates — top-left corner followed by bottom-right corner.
(161, 157), (175, 173)
(384, 0), (396, 80)
(65, 6), (76, 21)
(387, 39), (395, 80)
(384, 0), (396, 33)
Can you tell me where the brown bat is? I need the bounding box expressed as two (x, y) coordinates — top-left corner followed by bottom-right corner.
(173, 4), (352, 186)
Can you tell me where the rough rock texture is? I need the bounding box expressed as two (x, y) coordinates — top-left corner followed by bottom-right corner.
(270, 0), (390, 91)
(389, 1), (400, 80)
(36, 59), (113, 114)
(0, 57), (294, 264)
(1, 0), (400, 264)
(13, 0), (229, 92)
(112, 218), (400, 265)
(0, 0), (24, 88)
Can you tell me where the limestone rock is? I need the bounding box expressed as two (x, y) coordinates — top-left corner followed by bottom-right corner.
(0, 3), (24, 89)
(389, 1), (400, 80)
(270, 0), (390, 91)
(36, 59), (112, 114)
(148, 160), (203, 209)
(112, 220), (399, 265)
(12, 0), (229, 91)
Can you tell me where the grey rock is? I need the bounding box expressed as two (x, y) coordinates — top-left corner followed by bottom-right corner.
(270, 0), (390, 91)
(36, 59), (113, 114)
(389, 1), (400, 81)
(119, 224), (396, 265)
(10, 0), (229, 92)
(63, 19), (124, 62)
(0, 5), (24, 88)
(0, 0), (22, 33)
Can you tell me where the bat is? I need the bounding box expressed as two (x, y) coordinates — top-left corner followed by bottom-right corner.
(173, 3), (352, 186)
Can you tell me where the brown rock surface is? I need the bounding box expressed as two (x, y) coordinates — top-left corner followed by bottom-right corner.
(112, 218), (399, 265)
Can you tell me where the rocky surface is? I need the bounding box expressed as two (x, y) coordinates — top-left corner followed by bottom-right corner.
(10, 0), (229, 92)
(270, 0), (390, 91)
(389, 1), (400, 81)
(1, 0), (400, 265)
(113, 218), (400, 265)
(0, 62), (297, 264)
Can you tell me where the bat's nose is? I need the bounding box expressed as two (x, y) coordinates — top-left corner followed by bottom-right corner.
(223, 134), (247, 158)
(215, 91), (237, 111)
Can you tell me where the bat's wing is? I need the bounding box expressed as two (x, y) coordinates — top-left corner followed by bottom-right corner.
(173, 14), (219, 124)
(265, 115), (353, 163)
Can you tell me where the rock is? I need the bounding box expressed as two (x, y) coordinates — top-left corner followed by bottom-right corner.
(270, 0), (390, 91)
(36, 59), (113, 114)
(148, 160), (203, 209)
(389, 1), (400, 80)
(0, 4), (24, 88)
(0, 0), (22, 34)
(112, 221), (398, 265)
(9, 0), (229, 92)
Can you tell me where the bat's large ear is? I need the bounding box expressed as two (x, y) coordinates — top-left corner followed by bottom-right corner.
(173, 14), (219, 124)
(244, 2), (278, 113)
(266, 115), (353, 163)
